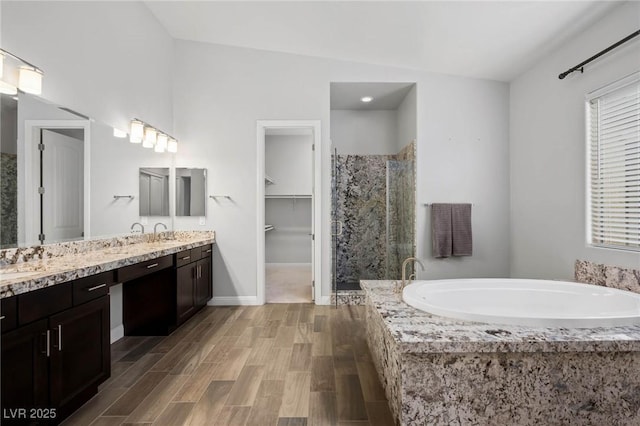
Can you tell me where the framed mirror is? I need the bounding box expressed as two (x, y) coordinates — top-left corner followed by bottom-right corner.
(175, 168), (206, 216)
(139, 167), (170, 216)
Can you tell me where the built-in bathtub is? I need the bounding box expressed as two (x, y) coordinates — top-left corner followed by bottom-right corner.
(362, 279), (640, 425)
(403, 278), (640, 328)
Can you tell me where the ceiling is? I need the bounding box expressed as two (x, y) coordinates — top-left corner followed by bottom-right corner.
(330, 82), (415, 110)
(145, 1), (620, 82)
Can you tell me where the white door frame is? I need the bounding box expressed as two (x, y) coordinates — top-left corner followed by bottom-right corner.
(23, 120), (91, 246)
(256, 120), (322, 305)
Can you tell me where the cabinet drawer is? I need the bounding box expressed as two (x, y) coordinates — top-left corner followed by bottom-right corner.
(1, 296), (17, 333)
(175, 249), (193, 268)
(73, 271), (115, 305)
(200, 244), (213, 258)
(116, 255), (173, 283)
(18, 282), (73, 325)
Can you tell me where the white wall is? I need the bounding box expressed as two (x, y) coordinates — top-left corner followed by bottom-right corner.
(1, 1), (174, 136)
(510, 2), (640, 279)
(265, 134), (313, 195)
(330, 110), (397, 155)
(173, 40), (510, 302)
(396, 85), (417, 152)
(265, 198), (312, 263)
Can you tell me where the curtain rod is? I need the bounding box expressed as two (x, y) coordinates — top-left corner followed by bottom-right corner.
(559, 29), (640, 80)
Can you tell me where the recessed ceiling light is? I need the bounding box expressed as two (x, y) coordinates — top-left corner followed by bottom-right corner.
(360, 96), (373, 103)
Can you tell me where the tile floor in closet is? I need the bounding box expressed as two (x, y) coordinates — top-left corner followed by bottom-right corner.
(266, 264), (313, 303)
(62, 303), (394, 426)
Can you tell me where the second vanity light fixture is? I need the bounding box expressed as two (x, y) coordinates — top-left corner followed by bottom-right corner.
(0, 48), (44, 96)
(129, 118), (178, 153)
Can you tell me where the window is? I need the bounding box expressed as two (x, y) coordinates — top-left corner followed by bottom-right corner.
(587, 72), (640, 251)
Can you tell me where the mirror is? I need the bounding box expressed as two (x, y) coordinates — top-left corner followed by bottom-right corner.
(0, 91), (174, 248)
(139, 168), (170, 216)
(175, 168), (206, 216)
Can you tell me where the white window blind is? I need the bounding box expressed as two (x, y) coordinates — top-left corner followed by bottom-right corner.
(588, 75), (640, 250)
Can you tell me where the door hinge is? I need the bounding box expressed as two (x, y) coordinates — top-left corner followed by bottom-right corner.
(312, 280), (315, 288)
(312, 144), (315, 151)
(312, 234), (315, 241)
(38, 187), (45, 194)
(38, 143), (45, 151)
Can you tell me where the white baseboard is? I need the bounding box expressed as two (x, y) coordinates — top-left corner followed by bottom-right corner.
(209, 296), (261, 306)
(110, 324), (124, 344)
(317, 296), (331, 305)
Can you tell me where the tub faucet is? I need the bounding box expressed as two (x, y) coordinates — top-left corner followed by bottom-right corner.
(153, 222), (167, 241)
(130, 222), (144, 234)
(401, 257), (425, 290)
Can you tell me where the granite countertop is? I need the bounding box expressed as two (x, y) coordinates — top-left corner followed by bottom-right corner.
(0, 231), (215, 299)
(361, 280), (640, 354)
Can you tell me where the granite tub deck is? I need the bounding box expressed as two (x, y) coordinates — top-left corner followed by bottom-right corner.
(361, 280), (640, 426)
(0, 231), (215, 298)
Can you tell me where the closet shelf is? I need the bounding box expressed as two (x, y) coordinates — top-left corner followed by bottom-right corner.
(265, 175), (275, 185)
(265, 194), (311, 199)
(265, 225), (275, 232)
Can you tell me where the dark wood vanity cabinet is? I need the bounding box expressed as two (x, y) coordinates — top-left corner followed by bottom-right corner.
(175, 244), (213, 326)
(1, 274), (112, 425)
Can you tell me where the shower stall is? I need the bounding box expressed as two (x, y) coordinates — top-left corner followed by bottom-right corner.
(331, 142), (416, 293)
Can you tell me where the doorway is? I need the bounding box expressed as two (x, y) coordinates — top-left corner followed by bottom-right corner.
(256, 120), (322, 305)
(24, 120), (90, 246)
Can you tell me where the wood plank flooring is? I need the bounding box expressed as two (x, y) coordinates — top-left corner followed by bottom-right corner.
(62, 304), (394, 426)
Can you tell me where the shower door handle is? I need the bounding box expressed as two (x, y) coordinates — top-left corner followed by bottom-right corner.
(332, 220), (343, 236)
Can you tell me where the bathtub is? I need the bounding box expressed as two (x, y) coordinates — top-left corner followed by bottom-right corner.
(403, 278), (640, 328)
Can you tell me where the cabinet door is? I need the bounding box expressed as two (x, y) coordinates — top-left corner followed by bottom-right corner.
(195, 257), (212, 308)
(176, 264), (196, 325)
(1, 319), (50, 415)
(49, 296), (110, 420)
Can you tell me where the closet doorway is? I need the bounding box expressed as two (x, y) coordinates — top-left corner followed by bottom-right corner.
(256, 120), (322, 305)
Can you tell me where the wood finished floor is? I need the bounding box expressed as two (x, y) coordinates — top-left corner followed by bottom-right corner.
(61, 304), (395, 426)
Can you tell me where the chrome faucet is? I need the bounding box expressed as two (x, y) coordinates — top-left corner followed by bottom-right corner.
(153, 222), (167, 241)
(130, 222), (144, 234)
(401, 257), (425, 290)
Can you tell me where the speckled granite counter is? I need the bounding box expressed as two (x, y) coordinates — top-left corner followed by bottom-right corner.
(0, 231), (215, 298)
(362, 280), (640, 425)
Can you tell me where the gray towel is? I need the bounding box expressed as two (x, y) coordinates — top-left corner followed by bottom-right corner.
(431, 204), (452, 258)
(452, 203), (472, 256)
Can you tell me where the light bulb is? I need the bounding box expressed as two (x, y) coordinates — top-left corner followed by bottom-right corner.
(143, 127), (157, 148)
(156, 133), (168, 150)
(18, 67), (42, 95)
(360, 96), (373, 103)
(130, 120), (144, 143)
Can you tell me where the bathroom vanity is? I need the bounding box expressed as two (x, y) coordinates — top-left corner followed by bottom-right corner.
(0, 231), (215, 423)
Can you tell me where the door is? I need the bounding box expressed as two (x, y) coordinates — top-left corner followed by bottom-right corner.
(195, 257), (212, 307)
(49, 296), (110, 420)
(1, 319), (50, 414)
(176, 264), (196, 325)
(41, 129), (84, 244)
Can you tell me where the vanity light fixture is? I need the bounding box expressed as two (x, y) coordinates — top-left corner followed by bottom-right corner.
(155, 133), (168, 153)
(360, 96), (373, 103)
(0, 48), (44, 96)
(113, 128), (127, 138)
(129, 118), (177, 154)
(143, 127), (157, 148)
(167, 138), (178, 153)
(130, 119), (144, 143)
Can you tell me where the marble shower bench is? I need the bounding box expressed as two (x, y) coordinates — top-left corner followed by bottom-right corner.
(362, 279), (640, 426)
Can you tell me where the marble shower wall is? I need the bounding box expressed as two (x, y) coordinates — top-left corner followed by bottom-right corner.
(334, 141), (416, 284)
(1, 153), (18, 248)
